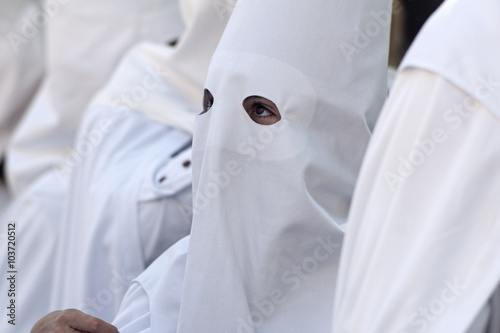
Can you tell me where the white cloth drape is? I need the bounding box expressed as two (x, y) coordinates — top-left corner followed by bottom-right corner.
(332, 0), (500, 332)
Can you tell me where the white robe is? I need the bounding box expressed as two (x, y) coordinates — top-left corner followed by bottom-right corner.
(51, 95), (193, 321)
(334, 70), (500, 333)
(0, 1), (184, 331)
(0, 0), (44, 209)
(0, 171), (65, 332)
(112, 236), (190, 333)
(0, 0), (44, 158)
(5, 0), (184, 196)
(332, 0), (500, 332)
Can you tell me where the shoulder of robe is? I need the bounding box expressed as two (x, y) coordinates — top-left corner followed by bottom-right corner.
(139, 145), (193, 201)
(401, 0), (500, 120)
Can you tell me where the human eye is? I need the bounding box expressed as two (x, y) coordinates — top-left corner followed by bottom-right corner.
(243, 96), (281, 125)
(254, 103), (274, 117)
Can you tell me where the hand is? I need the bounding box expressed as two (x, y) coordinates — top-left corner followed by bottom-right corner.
(31, 309), (119, 333)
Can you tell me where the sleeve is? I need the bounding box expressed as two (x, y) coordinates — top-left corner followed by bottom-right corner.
(112, 282), (151, 333)
(332, 69), (500, 333)
(112, 236), (190, 333)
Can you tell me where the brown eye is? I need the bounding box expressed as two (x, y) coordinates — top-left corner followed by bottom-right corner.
(200, 89), (214, 115)
(242, 96), (281, 125)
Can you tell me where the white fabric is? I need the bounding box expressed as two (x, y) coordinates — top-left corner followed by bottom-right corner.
(113, 236), (190, 333)
(0, 1), (185, 330)
(178, 0), (204, 31)
(90, 0), (230, 133)
(170, 0), (391, 332)
(0, 0), (44, 157)
(0, 85), (192, 333)
(332, 0), (500, 332)
(51, 105), (192, 322)
(0, 171), (65, 333)
(5, 0), (184, 196)
(51, 0), (232, 322)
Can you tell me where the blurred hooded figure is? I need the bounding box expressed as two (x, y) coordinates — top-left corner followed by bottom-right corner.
(50, 0), (233, 323)
(0, 1), (184, 332)
(5, 0), (183, 196)
(0, 0), (44, 207)
(332, 0), (500, 332)
(111, 0), (391, 331)
(0, 0), (44, 159)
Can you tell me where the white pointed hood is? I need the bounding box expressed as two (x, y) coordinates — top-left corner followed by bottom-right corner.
(90, 0), (228, 134)
(176, 0), (391, 331)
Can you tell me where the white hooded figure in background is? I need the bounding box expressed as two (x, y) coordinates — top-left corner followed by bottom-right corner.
(50, 0), (233, 323)
(0, 1), (184, 332)
(332, 0), (500, 332)
(112, 0), (391, 331)
(5, 0), (184, 196)
(0, 0), (44, 207)
(0, 0), (44, 159)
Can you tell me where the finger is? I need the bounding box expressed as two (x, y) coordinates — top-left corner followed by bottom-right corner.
(65, 309), (119, 333)
(31, 311), (63, 332)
